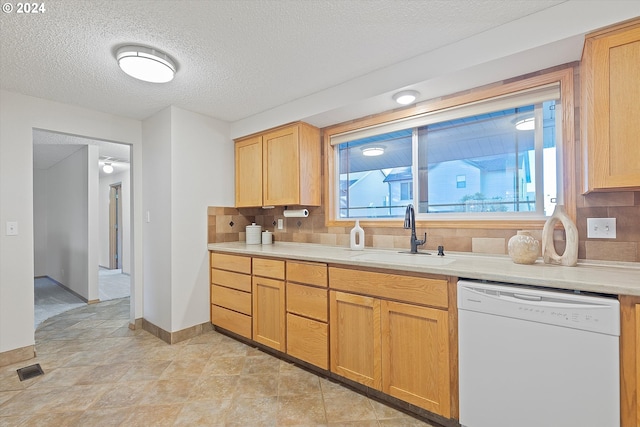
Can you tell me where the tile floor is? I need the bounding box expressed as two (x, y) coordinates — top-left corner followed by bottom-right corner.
(2, 297), (438, 426)
(34, 269), (130, 328)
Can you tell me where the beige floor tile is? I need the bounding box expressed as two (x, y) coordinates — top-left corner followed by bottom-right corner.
(74, 406), (132, 426)
(189, 374), (239, 401)
(28, 365), (94, 388)
(120, 403), (183, 426)
(160, 357), (207, 379)
(278, 368), (322, 396)
(139, 379), (195, 405)
(322, 389), (378, 423)
(202, 355), (245, 375)
(242, 353), (282, 374)
(17, 410), (83, 426)
(235, 373), (279, 398)
(173, 399), (232, 426)
(225, 396), (279, 426)
(0, 391), (20, 406)
(88, 380), (152, 409)
(277, 394), (328, 425)
(121, 360), (172, 381)
(41, 384), (111, 412)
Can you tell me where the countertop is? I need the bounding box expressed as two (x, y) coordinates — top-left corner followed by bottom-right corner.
(208, 242), (640, 297)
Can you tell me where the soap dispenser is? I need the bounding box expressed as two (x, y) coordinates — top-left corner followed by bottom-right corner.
(350, 220), (365, 251)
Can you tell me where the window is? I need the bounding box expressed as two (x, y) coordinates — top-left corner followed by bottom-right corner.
(329, 76), (571, 222)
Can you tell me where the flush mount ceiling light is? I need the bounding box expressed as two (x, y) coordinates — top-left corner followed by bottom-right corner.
(393, 90), (420, 105)
(362, 146), (385, 157)
(103, 162), (114, 174)
(116, 45), (176, 83)
(515, 117), (535, 131)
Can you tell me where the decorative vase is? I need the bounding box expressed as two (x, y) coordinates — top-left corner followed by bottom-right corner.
(508, 231), (540, 264)
(542, 204), (578, 267)
(350, 220), (365, 250)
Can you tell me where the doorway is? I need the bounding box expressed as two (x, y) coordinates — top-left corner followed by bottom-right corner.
(109, 183), (122, 270)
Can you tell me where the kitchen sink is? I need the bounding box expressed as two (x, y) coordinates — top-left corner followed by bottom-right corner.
(351, 251), (455, 265)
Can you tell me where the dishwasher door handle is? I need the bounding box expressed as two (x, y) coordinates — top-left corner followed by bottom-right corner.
(513, 293), (542, 301)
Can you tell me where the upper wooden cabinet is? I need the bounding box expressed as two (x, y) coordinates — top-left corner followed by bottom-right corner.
(582, 19), (640, 192)
(235, 122), (321, 207)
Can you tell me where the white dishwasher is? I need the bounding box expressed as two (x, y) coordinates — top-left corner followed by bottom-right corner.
(457, 280), (620, 427)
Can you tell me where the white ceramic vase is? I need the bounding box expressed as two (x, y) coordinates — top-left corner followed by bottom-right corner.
(508, 231), (540, 264)
(542, 204), (578, 267)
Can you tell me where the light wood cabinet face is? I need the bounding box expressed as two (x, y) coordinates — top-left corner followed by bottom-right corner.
(263, 126), (300, 206)
(286, 313), (328, 369)
(211, 252), (251, 275)
(211, 305), (252, 339)
(253, 258), (285, 280)
(211, 285), (251, 316)
(583, 21), (640, 191)
(636, 304), (640, 427)
(252, 276), (286, 351)
(287, 283), (328, 322)
(286, 261), (328, 288)
(381, 300), (450, 417)
(330, 291), (382, 389)
(235, 136), (263, 207)
(234, 122), (321, 207)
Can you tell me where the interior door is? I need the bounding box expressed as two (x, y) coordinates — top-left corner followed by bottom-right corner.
(108, 184), (122, 269)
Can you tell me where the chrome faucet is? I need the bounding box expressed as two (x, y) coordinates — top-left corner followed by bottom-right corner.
(404, 204), (426, 254)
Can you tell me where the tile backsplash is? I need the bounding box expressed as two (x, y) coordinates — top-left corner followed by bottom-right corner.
(208, 198), (639, 263)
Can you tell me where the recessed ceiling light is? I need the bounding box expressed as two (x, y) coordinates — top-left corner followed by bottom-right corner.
(393, 90), (420, 105)
(362, 146), (385, 157)
(116, 45), (176, 83)
(515, 117), (535, 131)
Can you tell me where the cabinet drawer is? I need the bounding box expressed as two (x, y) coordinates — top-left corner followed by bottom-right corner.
(211, 268), (252, 292)
(211, 285), (251, 315)
(211, 305), (252, 339)
(287, 261), (327, 287)
(211, 252), (251, 274)
(253, 258), (285, 280)
(287, 313), (328, 369)
(287, 283), (328, 322)
(329, 267), (448, 309)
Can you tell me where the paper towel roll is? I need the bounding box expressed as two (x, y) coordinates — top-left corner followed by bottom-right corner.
(283, 209), (309, 218)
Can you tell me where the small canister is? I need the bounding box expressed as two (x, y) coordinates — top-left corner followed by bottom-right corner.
(262, 231), (273, 245)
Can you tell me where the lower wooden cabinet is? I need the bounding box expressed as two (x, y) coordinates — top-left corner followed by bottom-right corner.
(330, 291), (382, 389)
(252, 272), (286, 351)
(286, 313), (328, 369)
(210, 252), (252, 339)
(381, 300), (451, 417)
(619, 295), (640, 427)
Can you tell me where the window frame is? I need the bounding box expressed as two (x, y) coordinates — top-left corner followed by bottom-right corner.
(323, 67), (576, 229)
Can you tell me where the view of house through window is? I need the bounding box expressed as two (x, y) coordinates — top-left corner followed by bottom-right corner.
(336, 90), (560, 220)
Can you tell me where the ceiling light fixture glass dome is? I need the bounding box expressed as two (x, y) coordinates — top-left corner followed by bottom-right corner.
(362, 146), (385, 157)
(116, 45), (176, 83)
(103, 162), (114, 174)
(393, 90), (420, 105)
(515, 117), (535, 131)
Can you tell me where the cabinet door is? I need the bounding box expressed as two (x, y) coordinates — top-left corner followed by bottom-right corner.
(235, 136), (263, 207)
(252, 276), (286, 351)
(330, 291), (381, 389)
(263, 125), (300, 206)
(381, 300), (450, 417)
(287, 313), (328, 369)
(585, 23), (640, 191)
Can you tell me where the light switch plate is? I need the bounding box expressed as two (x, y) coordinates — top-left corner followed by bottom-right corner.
(587, 218), (616, 239)
(277, 218), (284, 230)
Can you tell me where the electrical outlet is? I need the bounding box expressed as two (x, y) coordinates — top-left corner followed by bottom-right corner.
(6, 221), (18, 236)
(587, 218), (616, 239)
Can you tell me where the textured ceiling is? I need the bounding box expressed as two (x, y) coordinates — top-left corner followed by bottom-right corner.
(3, 1), (639, 169)
(2, 0), (565, 123)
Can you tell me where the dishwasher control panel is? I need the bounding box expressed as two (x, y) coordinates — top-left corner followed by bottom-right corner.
(457, 280), (620, 336)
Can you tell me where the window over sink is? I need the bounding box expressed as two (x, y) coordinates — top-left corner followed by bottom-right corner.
(325, 68), (575, 226)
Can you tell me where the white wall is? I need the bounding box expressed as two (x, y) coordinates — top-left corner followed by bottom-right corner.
(45, 147), (90, 299)
(33, 169), (48, 277)
(99, 168), (131, 274)
(0, 90), (143, 354)
(142, 107), (173, 332)
(170, 106), (233, 332)
(142, 106), (233, 333)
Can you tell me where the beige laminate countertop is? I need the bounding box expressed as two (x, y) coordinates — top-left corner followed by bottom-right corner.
(208, 241), (640, 297)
